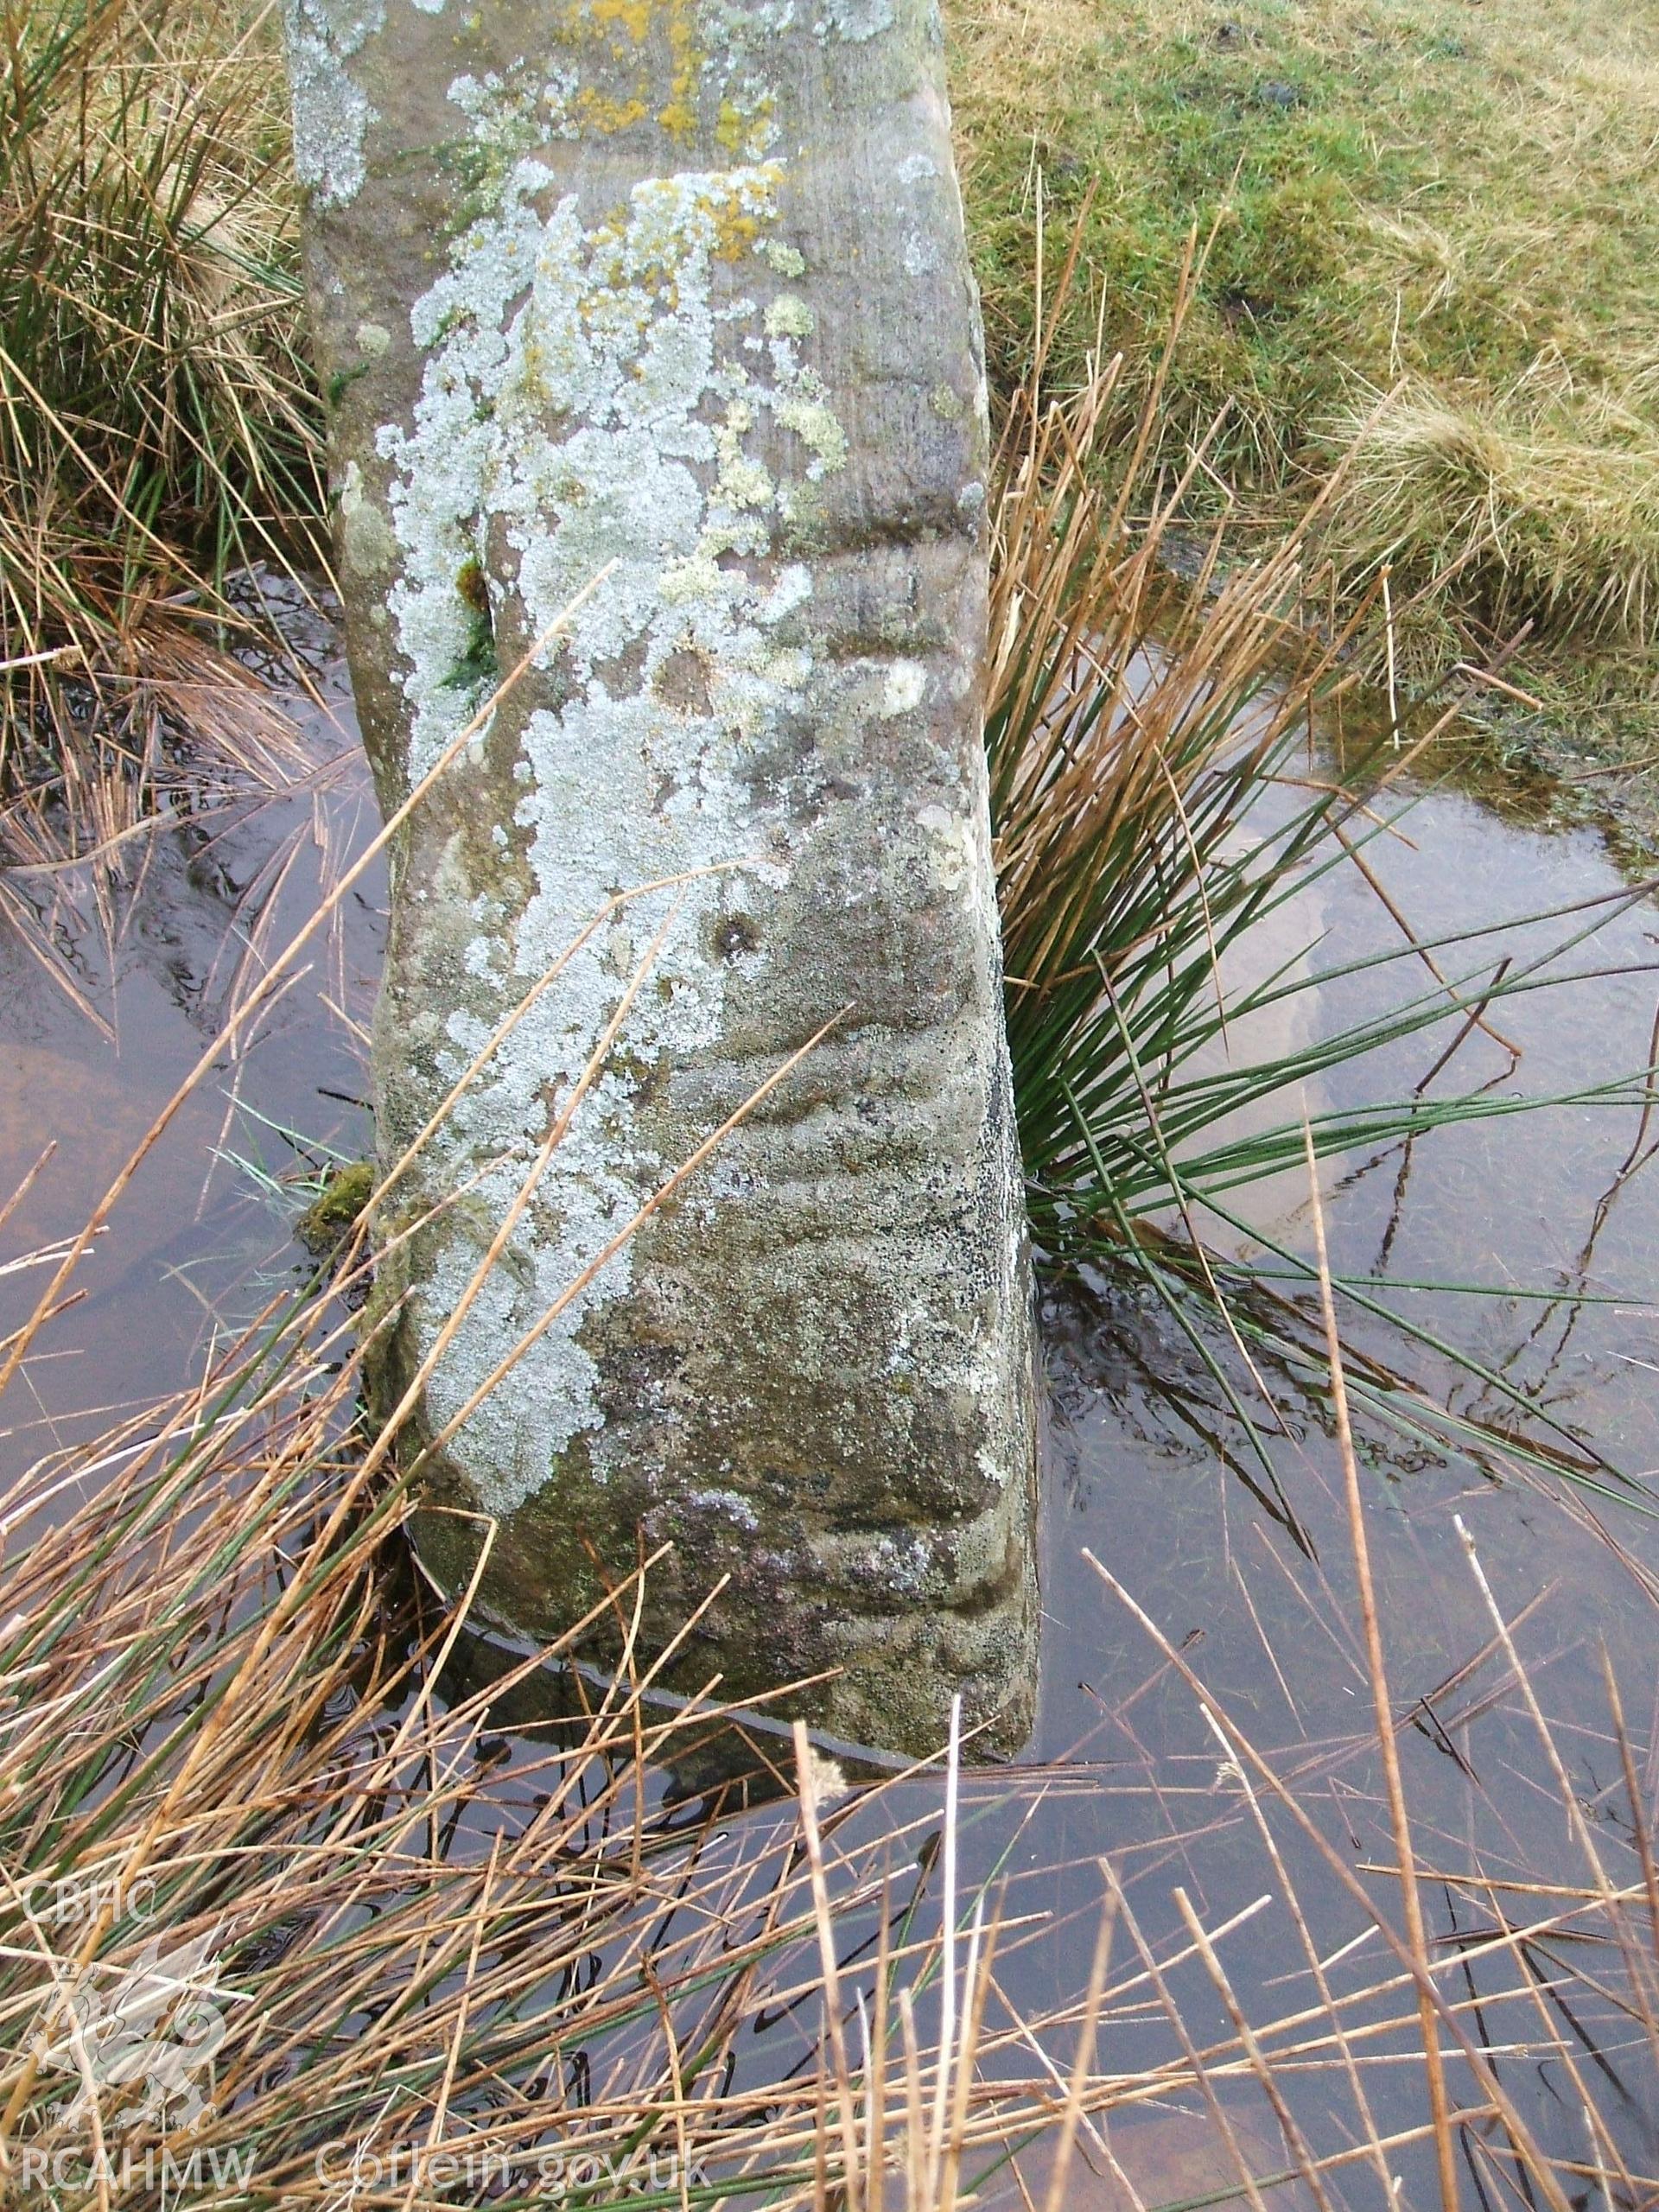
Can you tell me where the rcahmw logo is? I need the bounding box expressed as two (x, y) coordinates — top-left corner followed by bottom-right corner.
(13, 1871), (158, 1928)
(12, 2145), (256, 2195)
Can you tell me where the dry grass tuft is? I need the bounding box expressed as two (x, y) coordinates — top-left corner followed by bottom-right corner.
(1325, 378), (1659, 666)
(3, 1197), (1656, 2206)
(0, 0), (326, 800)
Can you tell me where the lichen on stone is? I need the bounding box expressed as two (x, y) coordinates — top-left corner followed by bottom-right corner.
(880, 659), (927, 717)
(763, 293), (814, 340)
(902, 229), (940, 276)
(338, 459), (399, 580)
(372, 73), (861, 1512)
(813, 0), (893, 40)
(281, 0), (383, 207)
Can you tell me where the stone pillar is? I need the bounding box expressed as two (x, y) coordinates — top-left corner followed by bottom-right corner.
(283, 0), (1039, 1753)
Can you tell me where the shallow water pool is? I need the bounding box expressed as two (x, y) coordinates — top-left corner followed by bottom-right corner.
(5, 680), (1659, 2203)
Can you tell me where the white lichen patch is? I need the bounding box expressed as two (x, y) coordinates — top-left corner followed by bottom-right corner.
(757, 238), (806, 276)
(375, 83), (858, 1514)
(814, 0), (894, 39)
(880, 659), (926, 717)
(902, 229), (939, 277)
(863, 1529), (932, 1595)
(684, 1486), (762, 1533)
(915, 800), (967, 893)
(448, 65), (582, 159)
(917, 791), (997, 925)
(763, 293), (814, 340)
(338, 458), (398, 578)
(282, 0), (382, 207)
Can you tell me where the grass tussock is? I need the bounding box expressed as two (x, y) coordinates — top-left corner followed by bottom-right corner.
(0, 0), (325, 796)
(987, 320), (1361, 1235)
(1327, 378), (1659, 669)
(984, 293), (1659, 1511)
(946, 0), (1659, 703)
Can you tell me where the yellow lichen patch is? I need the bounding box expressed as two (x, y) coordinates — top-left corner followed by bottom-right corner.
(540, 0), (784, 156)
(584, 0), (652, 41)
(620, 167), (784, 276)
(560, 0), (703, 137)
(716, 92), (779, 161)
(715, 95), (772, 158)
(711, 212), (763, 261)
(656, 0), (703, 141)
(573, 89), (649, 131)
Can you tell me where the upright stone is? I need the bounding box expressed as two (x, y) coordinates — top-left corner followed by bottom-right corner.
(283, 0), (1039, 1752)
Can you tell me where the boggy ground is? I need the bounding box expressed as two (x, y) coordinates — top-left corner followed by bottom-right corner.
(947, 0), (1659, 808)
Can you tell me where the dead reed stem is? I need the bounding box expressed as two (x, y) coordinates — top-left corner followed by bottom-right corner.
(1303, 1118), (1462, 2212)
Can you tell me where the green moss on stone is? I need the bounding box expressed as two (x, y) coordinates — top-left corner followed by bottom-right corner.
(297, 1158), (377, 1257)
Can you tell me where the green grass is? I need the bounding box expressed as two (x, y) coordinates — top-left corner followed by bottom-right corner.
(10, 0), (1658, 798)
(948, 0), (1659, 748)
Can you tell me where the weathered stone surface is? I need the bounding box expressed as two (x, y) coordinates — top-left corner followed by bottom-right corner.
(285, 0), (1039, 1753)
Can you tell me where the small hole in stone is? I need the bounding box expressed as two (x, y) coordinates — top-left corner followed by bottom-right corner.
(715, 914), (760, 962)
(652, 648), (714, 717)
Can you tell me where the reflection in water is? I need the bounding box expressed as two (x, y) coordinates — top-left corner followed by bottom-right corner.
(1014, 764), (1659, 2202)
(0, 652), (382, 1487)
(6, 671), (1659, 2201)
